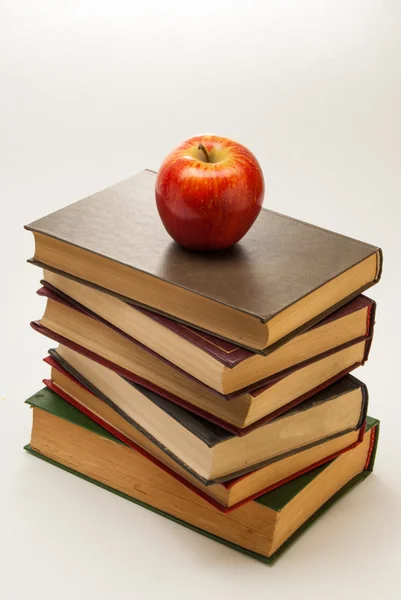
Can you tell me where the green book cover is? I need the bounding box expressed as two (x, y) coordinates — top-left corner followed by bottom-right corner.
(25, 388), (380, 563)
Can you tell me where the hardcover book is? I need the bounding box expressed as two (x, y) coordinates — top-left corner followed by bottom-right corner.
(41, 348), (368, 484)
(44, 364), (367, 510)
(33, 286), (373, 432)
(25, 169), (382, 352)
(41, 271), (376, 395)
(25, 388), (379, 563)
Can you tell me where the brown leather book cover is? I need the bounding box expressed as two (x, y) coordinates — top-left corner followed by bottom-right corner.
(25, 170), (382, 352)
(41, 278), (376, 369)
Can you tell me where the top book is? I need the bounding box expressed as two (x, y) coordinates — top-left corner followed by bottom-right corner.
(25, 170), (382, 352)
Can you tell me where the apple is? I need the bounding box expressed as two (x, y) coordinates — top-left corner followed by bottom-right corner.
(155, 134), (265, 250)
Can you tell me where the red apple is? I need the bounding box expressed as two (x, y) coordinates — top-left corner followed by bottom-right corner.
(155, 134), (265, 250)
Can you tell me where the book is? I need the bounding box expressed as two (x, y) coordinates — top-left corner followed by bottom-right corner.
(41, 270), (376, 395)
(44, 367), (367, 510)
(25, 388), (379, 563)
(25, 169), (382, 352)
(40, 348), (368, 483)
(33, 286), (372, 432)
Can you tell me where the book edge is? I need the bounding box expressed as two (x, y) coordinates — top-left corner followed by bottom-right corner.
(38, 377), (368, 485)
(27, 385), (373, 514)
(33, 313), (370, 434)
(34, 260), (377, 358)
(25, 245), (381, 327)
(38, 281), (374, 400)
(49, 346), (366, 444)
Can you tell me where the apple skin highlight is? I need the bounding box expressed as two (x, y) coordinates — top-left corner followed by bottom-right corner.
(155, 135), (265, 250)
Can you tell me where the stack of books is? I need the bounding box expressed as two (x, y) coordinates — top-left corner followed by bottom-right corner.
(24, 170), (382, 563)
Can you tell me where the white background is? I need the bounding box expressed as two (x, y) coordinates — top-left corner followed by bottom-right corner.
(1, 1), (400, 598)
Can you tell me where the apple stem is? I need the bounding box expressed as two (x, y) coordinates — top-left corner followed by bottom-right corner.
(198, 143), (210, 163)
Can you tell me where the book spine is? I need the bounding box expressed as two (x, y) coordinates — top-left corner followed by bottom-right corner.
(342, 373), (369, 432)
(362, 300), (377, 363)
(364, 423), (380, 471)
(357, 381), (369, 431)
(376, 248), (384, 281)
